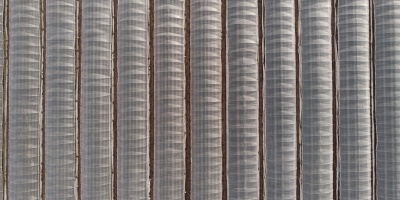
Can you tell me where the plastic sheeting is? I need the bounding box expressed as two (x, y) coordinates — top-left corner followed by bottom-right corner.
(153, 1), (186, 199)
(227, 1), (259, 199)
(190, 0), (222, 199)
(8, 0), (41, 199)
(81, 1), (112, 199)
(337, 1), (372, 199)
(300, 1), (333, 199)
(117, 0), (150, 199)
(263, 1), (297, 199)
(375, 1), (400, 199)
(45, 0), (76, 199)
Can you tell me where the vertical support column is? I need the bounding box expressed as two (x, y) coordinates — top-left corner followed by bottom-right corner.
(153, 0), (186, 199)
(226, 0), (260, 199)
(81, 1), (112, 199)
(44, 0), (77, 199)
(375, 1), (400, 199)
(263, 1), (297, 199)
(300, 0), (334, 199)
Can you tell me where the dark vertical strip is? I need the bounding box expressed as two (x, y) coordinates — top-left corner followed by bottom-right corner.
(149, 0), (154, 199)
(184, 0), (191, 199)
(77, 0), (82, 199)
(74, 0), (79, 199)
(4, 0), (6, 198)
(2, 0), (6, 197)
(295, 0), (300, 199)
(221, 0), (227, 199)
(257, 0), (264, 199)
(40, 0), (46, 198)
(369, 0), (376, 198)
(112, 1), (118, 199)
(332, 0), (338, 199)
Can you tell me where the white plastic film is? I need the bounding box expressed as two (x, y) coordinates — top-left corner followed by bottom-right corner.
(375, 1), (400, 199)
(227, 1), (260, 199)
(81, 1), (112, 199)
(117, 0), (150, 199)
(153, 1), (185, 199)
(190, 0), (222, 199)
(264, 1), (297, 199)
(8, 0), (41, 199)
(44, 0), (76, 199)
(337, 1), (372, 199)
(300, 1), (333, 199)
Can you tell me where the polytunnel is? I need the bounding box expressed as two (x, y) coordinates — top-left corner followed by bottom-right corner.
(45, 0), (77, 199)
(263, 0), (297, 199)
(0, 1), (399, 199)
(81, 0), (113, 199)
(190, 0), (223, 199)
(8, 0), (42, 199)
(375, 1), (400, 199)
(117, 0), (150, 199)
(227, 1), (260, 199)
(153, 0), (186, 199)
(300, 0), (334, 199)
(337, 1), (372, 199)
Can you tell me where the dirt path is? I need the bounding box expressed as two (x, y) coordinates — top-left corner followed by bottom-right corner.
(221, 0), (227, 199)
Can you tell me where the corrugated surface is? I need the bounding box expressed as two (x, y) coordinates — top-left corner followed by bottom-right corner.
(375, 1), (400, 199)
(45, 0), (76, 199)
(337, 1), (371, 199)
(117, 0), (150, 199)
(5, 2), (400, 199)
(264, 1), (297, 199)
(300, 0), (333, 199)
(190, 0), (222, 199)
(226, 1), (259, 199)
(153, 0), (186, 199)
(8, 0), (41, 199)
(81, 1), (112, 199)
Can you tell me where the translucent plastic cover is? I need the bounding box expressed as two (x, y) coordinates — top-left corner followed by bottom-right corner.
(153, 1), (186, 199)
(375, 1), (400, 199)
(264, 1), (297, 199)
(8, 0), (41, 199)
(300, 0), (333, 199)
(227, 1), (260, 199)
(190, 0), (222, 199)
(81, 1), (112, 199)
(337, 1), (372, 199)
(45, 0), (76, 199)
(117, 0), (150, 199)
